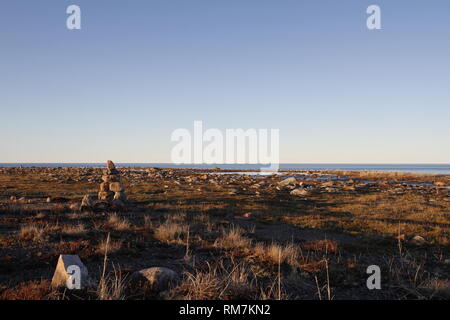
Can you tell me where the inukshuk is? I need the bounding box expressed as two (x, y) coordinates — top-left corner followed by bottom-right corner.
(98, 160), (127, 205)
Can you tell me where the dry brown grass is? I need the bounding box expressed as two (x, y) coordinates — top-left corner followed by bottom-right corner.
(321, 170), (449, 183)
(283, 191), (450, 243)
(417, 279), (450, 299)
(214, 226), (252, 249)
(0, 280), (52, 300)
(96, 238), (123, 255)
(1, 167), (449, 300)
(143, 215), (153, 229)
(170, 260), (257, 300)
(97, 266), (127, 300)
(264, 243), (300, 266)
(61, 223), (86, 236)
(18, 224), (46, 242)
(106, 213), (131, 231)
(195, 213), (215, 232)
(154, 220), (186, 243)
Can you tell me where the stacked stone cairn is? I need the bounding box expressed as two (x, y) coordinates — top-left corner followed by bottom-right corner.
(98, 160), (127, 207)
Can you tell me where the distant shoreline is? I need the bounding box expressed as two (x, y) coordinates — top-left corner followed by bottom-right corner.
(1, 163), (450, 175)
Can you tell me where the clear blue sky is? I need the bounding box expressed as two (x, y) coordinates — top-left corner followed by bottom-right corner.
(1, 0), (449, 163)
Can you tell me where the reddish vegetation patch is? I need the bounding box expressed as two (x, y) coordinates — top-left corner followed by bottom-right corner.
(0, 280), (51, 300)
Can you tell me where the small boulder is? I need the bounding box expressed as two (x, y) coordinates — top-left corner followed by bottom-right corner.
(411, 235), (426, 245)
(278, 177), (297, 187)
(130, 267), (179, 292)
(290, 188), (309, 196)
(51, 255), (94, 289)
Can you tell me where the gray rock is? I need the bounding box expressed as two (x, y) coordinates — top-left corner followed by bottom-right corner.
(278, 177), (297, 187)
(130, 267), (179, 292)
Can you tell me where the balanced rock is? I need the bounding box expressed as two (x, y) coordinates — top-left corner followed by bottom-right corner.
(98, 160), (127, 206)
(130, 267), (179, 292)
(51, 255), (93, 289)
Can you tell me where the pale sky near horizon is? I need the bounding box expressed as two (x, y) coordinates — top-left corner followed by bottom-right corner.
(0, 0), (449, 164)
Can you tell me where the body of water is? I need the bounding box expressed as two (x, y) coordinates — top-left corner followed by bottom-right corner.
(1, 163), (449, 174)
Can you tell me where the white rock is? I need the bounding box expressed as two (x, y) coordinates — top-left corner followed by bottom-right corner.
(51, 255), (93, 289)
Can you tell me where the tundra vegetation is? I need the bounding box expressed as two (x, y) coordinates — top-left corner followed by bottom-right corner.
(0, 166), (449, 300)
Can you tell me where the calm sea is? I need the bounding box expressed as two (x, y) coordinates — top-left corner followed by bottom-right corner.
(1, 163), (449, 175)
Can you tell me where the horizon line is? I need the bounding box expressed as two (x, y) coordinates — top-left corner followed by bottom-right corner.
(1, 162), (450, 165)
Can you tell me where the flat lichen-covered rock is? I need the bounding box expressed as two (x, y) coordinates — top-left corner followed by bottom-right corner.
(130, 267), (179, 292)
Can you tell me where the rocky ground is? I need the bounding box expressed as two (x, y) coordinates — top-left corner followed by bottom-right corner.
(0, 165), (449, 300)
